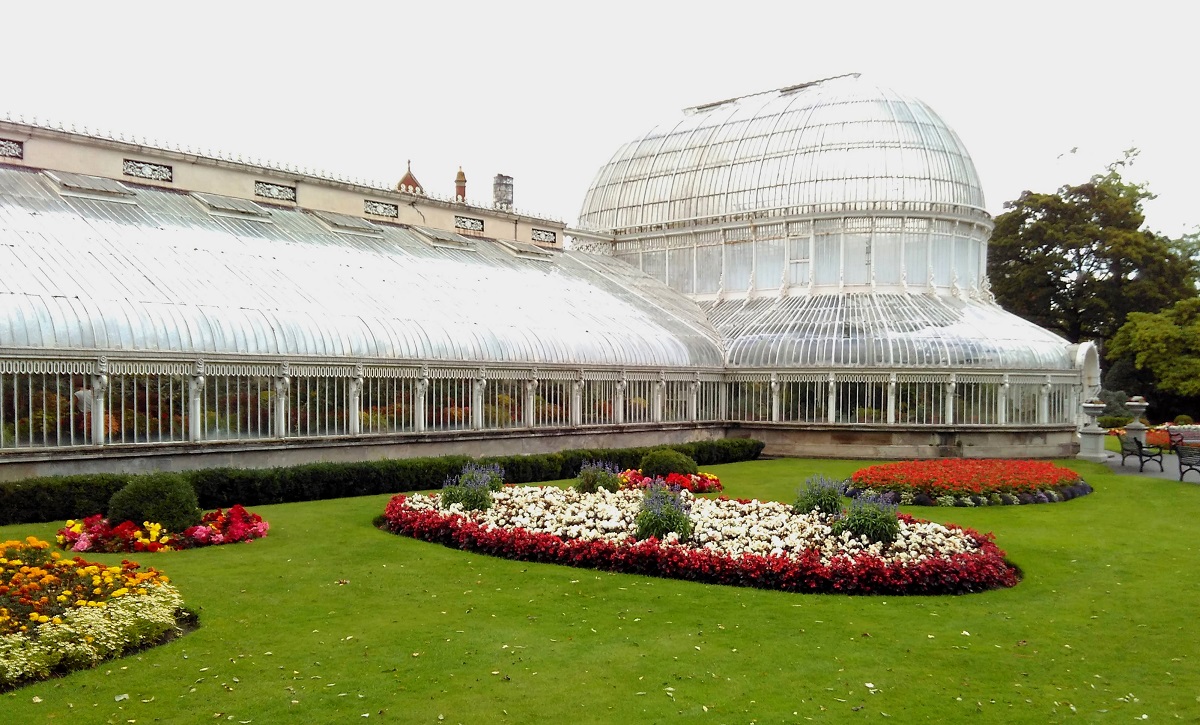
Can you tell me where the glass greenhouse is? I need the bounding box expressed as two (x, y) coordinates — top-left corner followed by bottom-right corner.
(0, 75), (1095, 470)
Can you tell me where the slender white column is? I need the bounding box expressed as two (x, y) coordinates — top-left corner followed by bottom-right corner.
(614, 377), (627, 426)
(90, 372), (108, 446)
(827, 373), (837, 424)
(524, 376), (538, 428)
(471, 371), (486, 431)
(273, 375), (290, 438)
(770, 373), (780, 423)
(570, 375), (584, 427)
(348, 370), (363, 436)
(886, 374), (897, 424)
(945, 375), (956, 425)
(414, 374), (429, 433)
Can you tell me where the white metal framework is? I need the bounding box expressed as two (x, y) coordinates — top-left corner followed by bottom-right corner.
(0, 76), (1091, 460)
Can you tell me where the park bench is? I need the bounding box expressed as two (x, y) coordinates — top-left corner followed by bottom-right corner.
(1167, 429), (1200, 451)
(1177, 444), (1200, 482)
(1118, 434), (1164, 472)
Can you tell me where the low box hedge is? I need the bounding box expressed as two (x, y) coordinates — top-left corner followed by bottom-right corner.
(0, 439), (764, 525)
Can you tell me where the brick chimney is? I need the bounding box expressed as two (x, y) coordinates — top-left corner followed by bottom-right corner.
(455, 167), (467, 201)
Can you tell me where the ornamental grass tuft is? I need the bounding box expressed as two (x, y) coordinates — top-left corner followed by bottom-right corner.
(634, 482), (693, 542)
(439, 463), (504, 511)
(832, 493), (900, 545)
(793, 474), (847, 515)
(574, 460), (622, 494)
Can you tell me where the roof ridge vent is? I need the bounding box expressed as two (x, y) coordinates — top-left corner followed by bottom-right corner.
(777, 72), (861, 95)
(684, 73), (862, 114)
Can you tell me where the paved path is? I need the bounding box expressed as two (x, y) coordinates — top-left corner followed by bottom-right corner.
(1100, 450), (1197, 482)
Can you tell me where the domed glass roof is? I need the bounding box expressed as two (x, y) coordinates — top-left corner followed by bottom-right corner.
(578, 74), (986, 232)
(705, 294), (1074, 370)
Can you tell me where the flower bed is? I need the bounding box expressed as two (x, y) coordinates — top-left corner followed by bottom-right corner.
(617, 469), (723, 494)
(0, 537), (185, 689)
(380, 487), (1018, 595)
(57, 505), (269, 553)
(849, 459), (1092, 506)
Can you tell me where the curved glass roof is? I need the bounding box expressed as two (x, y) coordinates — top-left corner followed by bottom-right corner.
(0, 167), (724, 368)
(578, 74), (986, 232)
(705, 294), (1075, 370)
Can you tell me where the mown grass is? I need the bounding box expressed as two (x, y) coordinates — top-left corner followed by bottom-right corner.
(2, 458), (1198, 723)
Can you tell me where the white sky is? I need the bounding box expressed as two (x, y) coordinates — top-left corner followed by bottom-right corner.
(4, 1), (1196, 237)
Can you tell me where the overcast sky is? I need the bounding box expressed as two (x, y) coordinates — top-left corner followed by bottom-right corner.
(4, 1), (1195, 237)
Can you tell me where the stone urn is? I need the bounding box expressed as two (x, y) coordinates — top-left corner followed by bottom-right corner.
(1125, 396), (1149, 444)
(1081, 399), (1106, 427)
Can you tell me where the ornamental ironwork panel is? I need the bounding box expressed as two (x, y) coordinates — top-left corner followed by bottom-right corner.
(364, 200), (399, 218)
(454, 215), (484, 232)
(122, 159), (173, 182)
(0, 138), (23, 159)
(254, 181), (297, 202)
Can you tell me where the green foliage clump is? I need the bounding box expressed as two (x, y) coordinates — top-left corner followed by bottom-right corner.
(0, 473), (132, 526)
(634, 483), (692, 542)
(638, 448), (698, 478)
(107, 473), (202, 533)
(574, 461), (622, 494)
(793, 474), (846, 516)
(1175, 414), (1194, 425)
(831, 494), (900, 545)
(1097, 415), (1134, 429)
(439, 463), (504, 512)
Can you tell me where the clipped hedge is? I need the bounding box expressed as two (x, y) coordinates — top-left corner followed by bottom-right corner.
(0, 439), (764, 525)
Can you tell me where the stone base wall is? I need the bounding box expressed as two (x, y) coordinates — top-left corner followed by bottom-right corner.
(0, 423), (1080, 482)
(0, 424), (728, 482)
(737, 424), (1080, 459)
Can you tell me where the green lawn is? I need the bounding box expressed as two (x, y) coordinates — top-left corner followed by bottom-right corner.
(3, 458), (1198, 723)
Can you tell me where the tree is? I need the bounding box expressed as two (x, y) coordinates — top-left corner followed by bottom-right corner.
(987, 152), (1197, 344)
(1109, 299), (1200, 398)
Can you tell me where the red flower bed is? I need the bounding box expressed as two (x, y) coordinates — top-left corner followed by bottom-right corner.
(618, 470), (724, 494)
(851, 459), (1084, 498)
(379, 495), (1018, 595)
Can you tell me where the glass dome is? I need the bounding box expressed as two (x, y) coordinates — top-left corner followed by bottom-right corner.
(574, 75), (1079, 374)
(578, 73), (986, 232)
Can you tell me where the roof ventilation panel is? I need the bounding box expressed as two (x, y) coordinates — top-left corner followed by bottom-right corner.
(43, 171), (136, 204)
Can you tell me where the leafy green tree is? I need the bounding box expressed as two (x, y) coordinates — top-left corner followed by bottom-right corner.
(987, 152), (1197, 344)
(1109, 299), (1200, 397)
